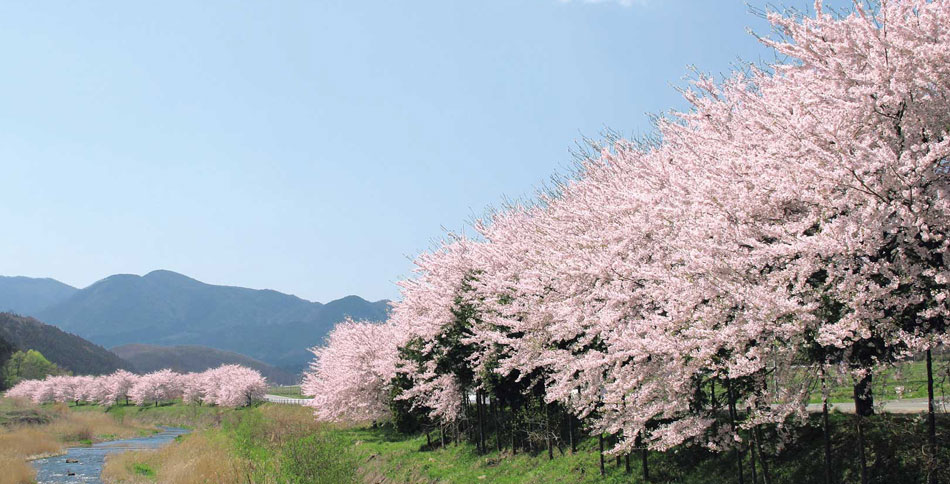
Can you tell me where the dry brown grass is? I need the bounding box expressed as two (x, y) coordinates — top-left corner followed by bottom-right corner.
(45, 411), (149, 444)
(0, 397), (158, 484)
(0, 426), (61, 484)
(102, 432), (251, 484)
(0, 455), (36, 484)
(0, 427), (62, 458)
(252, 404), (323, 445)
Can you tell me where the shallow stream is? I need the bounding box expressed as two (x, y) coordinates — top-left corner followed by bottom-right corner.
(31, 426), (189, 483)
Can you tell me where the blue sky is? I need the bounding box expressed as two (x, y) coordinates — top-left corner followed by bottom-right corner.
(0, 0), (837, 302)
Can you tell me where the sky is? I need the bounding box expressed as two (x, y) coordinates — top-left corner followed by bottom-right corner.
(0, 0), (844, 302)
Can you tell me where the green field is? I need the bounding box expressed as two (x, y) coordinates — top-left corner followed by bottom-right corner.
(807, 355), (950, 404)
(267, 385), (305, 398)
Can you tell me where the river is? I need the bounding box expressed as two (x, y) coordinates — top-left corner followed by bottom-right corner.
(31, 426), (190, 484)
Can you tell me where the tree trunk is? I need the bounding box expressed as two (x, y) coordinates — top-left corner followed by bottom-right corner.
(754, 424), (772, 484)
(512, 425), (517, 455)
(613, 435), (620, 467)
(511, 400), (518, 455)
(440, 423), (445, 448)
(460, 395), (467, 443)
(926, 349), (936, 484)
(568, 414), (576, 453)
(544, 398), (553, 460)
(477, 391), (486, 453)
(642, 447), (649, 481)
(821, 368), (833, 484)
(599, 434), (606, 477)
(625, 453), (631, 474)
(853, 372), (873, 417)
(492, 397), (502, 452)
(749, 433), (758, 484)
(852, 371), (871, 484)
(727, 379), (745, 484)
(856, 415), (868, 484)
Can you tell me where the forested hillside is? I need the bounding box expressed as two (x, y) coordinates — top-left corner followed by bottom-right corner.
(0, 312), (131, 375)
(0, 335), (13, 391)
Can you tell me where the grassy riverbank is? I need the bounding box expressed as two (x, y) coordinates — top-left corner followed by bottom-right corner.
(102, 404), (355, 484)
(98, 402), (949, 484)
(5, 397), (946, 483)
(0, 398), (158, 484)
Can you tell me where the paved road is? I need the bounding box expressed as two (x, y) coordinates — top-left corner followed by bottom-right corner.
(806, 397), (948, 414)
(263, 394), (313, 405)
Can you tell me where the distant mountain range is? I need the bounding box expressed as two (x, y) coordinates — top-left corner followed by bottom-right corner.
(0, 276), (78, 315)
(0, 312), (131, 375)
(112, 343), (297, 385)
(0, 270), (390, 373)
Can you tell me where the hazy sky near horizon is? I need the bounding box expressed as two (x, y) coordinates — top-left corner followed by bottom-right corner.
(0, 0), (842, 302)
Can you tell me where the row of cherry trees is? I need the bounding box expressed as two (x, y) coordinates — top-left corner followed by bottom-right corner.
(4, 365), (268, 408)
(303, 1), (949, 482)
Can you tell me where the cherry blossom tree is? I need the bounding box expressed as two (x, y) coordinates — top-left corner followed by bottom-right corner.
(179, 371), (207, 405)
(129, 369), (181, 406)
(98, 370), (139, 406)
(4, 378), (40, 401)
(4, 365), (267, 409)
(207, 365), (268, 407)
(302, 318), (399, 422)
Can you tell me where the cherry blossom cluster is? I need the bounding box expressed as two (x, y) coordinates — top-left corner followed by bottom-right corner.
(301, 318), (399, 422)
(303, 0), (950, 455)
(4, 365), (268, 408)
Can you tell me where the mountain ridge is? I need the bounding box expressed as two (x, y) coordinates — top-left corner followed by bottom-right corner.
(1, 270), (390, 373)
(0, 276), (78, 315)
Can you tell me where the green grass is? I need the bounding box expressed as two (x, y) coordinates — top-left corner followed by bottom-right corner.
(132, 462), (155, 476)
(337, 426), (636, 484)
(98, 400), (238, 429)
(807, 356), (950, 404)
(267, 385), (305, 398)
(222, 406), (358, 483)
(329, 413), (950, 484)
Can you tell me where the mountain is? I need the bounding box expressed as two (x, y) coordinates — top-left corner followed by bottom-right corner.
(0, 312), (132, 375)
(29, 270), (389, 372)
(0, 276), (78, 315)
(112, 344), (298, 385)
